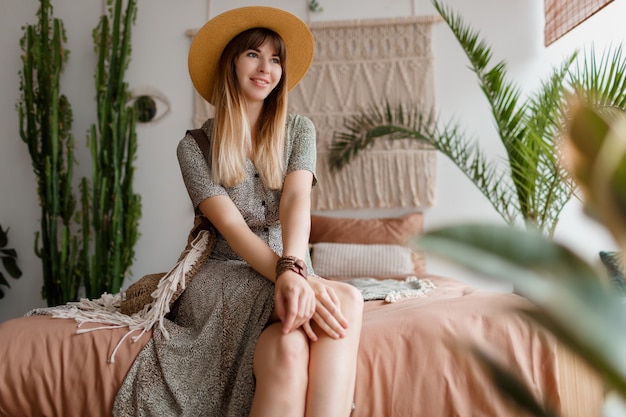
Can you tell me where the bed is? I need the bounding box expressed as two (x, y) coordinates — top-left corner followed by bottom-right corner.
(0, 211), (604, 417)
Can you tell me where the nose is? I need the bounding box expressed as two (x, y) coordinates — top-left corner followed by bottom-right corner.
(257, 59), (269, 73)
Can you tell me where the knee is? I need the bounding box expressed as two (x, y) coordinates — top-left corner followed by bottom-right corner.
(336, 282), (364, 317)
(254, 326), (309, 377)
(274, 330), (309, 369)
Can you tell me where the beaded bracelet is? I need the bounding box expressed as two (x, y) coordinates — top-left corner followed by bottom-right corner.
(276, 255), (308, 280)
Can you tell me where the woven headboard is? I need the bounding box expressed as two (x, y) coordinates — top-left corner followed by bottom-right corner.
(188, 15), (440, 211)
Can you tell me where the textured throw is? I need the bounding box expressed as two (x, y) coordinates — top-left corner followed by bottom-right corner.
(188, 15), (441, 210)
(344, 276), (436, 303)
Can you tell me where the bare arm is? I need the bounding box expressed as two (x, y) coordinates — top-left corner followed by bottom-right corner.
(278, 170), (348, 340)
(279, 170), (313, 261)
(273, 170), (317, 333)
(197, 195), (279, 281)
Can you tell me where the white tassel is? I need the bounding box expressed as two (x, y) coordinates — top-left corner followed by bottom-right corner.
(50, 230), (211, 363)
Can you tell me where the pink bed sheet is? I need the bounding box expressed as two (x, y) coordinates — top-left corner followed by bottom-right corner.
(0, 275), (566, 417)
(352, 275), (561, 416)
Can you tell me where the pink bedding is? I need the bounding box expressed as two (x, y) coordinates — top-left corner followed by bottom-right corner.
(353, 275), (560, 416)
(0, 275), (595, 417)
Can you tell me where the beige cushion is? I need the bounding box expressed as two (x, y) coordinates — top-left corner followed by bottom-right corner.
(311, 242), (416, 279)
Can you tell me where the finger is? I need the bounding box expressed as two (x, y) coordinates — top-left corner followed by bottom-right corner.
(292, 290), (315, 330)
(311, 310), (344, 339)
(302, 321), (318, 342)
(313, 302), (346, 338)
(282, 294), (299, 334)
(317, 289), (349, 329)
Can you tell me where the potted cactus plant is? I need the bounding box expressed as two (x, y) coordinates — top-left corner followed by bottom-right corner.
(17, 0), (80, 306)
(17, 0), (141, 305)
(79, 0), (141, 299)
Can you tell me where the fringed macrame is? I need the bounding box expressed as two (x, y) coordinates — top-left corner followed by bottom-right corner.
(187, 15), (441, 211)
(43, 229), (213, 363)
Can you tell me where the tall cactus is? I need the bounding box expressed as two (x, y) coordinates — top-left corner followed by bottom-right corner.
(80, 0), (141, 298)
(17, 0), (80, 306)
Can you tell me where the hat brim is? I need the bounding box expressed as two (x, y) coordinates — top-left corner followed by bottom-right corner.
(188, 6), (314, 104)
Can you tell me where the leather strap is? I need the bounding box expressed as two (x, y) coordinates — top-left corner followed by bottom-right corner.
(187, 128), (211, 167)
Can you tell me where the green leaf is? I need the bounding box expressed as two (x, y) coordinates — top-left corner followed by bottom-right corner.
(0, 271), (9, 288)
(1, 256), (22, 279)
(0, 225), (7, 248)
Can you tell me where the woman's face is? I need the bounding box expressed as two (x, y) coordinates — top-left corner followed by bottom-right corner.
(234, 40), (283, 105)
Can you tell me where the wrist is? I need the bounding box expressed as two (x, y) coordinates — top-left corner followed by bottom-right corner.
(276, 255), (308, 281)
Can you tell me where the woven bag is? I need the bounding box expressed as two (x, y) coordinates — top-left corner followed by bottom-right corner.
(120, 218), (217, 316)
(120, 272), (168, 315)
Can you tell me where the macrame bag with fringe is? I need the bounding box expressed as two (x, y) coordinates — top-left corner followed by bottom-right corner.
(120, 215), (216, 316)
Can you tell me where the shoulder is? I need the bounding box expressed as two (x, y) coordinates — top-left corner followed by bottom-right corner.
(177, 133), (199, 159)
(287, 113), (314, 129)
(177, 119), (214, 158)
(286, 114), (315, 139)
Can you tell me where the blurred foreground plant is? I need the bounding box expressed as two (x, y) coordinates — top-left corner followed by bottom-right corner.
(418, 101), (626, 415)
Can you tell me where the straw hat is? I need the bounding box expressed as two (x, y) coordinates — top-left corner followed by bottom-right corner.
(188, 6), (315, 104)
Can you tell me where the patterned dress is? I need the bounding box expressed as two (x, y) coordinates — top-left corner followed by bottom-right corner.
(113, 114), (317, 416)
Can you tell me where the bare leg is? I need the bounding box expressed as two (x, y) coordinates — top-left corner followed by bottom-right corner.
(305, 281), (363, 417)
(250, 323), (309, 417)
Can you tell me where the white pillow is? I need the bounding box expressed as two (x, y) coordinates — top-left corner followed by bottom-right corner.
(310, 242), (416, 279)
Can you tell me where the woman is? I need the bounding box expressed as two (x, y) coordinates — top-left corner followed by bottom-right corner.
(113, 6), (363, 417)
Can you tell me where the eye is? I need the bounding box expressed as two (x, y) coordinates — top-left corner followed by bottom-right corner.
(127, 85), (171, 124)
(246, 51), (258, 58)
(271, 57), (281, 64)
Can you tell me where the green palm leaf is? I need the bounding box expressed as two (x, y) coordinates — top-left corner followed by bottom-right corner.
(569, 44), (626, 110)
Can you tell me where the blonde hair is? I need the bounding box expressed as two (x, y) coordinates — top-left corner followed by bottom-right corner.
(210, 28), (288, 189)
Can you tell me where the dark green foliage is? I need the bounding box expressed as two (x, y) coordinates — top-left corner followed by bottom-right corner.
(16, 0), (142, 305)
(80, 0), (141, 298)
(17, 0), (80, 306)
(0, 225), (23, 299)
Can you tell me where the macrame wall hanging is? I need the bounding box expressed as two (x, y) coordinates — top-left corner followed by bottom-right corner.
(187, 14), (440, 211)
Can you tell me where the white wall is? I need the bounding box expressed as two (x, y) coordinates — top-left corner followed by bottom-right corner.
(0, 0), (623, 321)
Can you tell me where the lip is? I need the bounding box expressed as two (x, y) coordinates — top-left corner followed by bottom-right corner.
(250, 77), (270, 87)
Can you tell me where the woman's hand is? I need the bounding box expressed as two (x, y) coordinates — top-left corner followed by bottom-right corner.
(302, 277), (349, 342)
(274, 271), (316, 335)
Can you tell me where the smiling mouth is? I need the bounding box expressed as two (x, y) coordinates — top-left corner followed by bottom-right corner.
(251, 78), (270, 87)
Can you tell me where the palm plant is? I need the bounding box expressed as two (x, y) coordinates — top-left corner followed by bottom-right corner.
(329, 0), (626, 237)
(417, 101), (626, 416)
